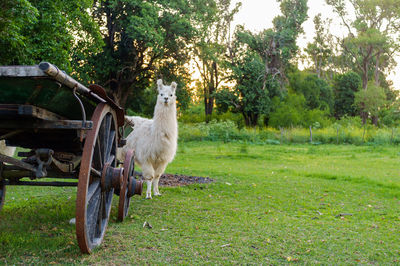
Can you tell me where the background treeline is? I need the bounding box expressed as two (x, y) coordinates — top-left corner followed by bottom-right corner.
(2, 0), (400, 142)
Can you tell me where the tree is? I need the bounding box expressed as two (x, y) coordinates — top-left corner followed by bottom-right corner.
(354, 82), (387, 125)
(233, 0), (308, 90)
(303, 14), (336, 80)
(288, 70), (333, 111)
(269, 93), (306, 128)
(219, 0), (308, 127)
(0, 0), (102, 72)
(381, 100), (400, 128)
(84, 0), (201, 108)
(327, 0), (400, 89)
(192, 0), (241, 122)
(215, 51), (270, 127)
(269, 92), (330, 129)
(333, 71), (361, 118)
(0, 0), (38, 64)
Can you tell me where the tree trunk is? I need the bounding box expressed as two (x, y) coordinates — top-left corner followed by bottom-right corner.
(204, 61), (217, 123)
(243, 112), (250, 127)
(119, 89), (130, 108)
(362, 67), (368, 89)
(316, 56), (322, 78)
(360, 102), (368, 124)
(361, 53), (370, 90)
(374, 51), (381, 86)
(371, 115), (378, 126)
(243, 112), (258, 127)
(206, 96), (214, 122)
(204, 95), (210, 123)
(250, 113), (258, 127)
(361, 111), (368, 124)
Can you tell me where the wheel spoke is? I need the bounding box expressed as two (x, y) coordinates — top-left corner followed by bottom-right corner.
(106, 154), (115, 166)
(87, 186), (101, 240)
(103, 115), (111, 159)
(90, 167), (102, 178)
(87, 180), (101, 203)
(97, 192), (104, 236)
(117, 149), (135, 222)
(102, 192), (108, 219)
(105, 130), (116, 162)
(93, 137), (103, 170)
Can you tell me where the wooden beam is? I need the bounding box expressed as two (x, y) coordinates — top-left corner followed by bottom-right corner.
(0, 65), (46, 77)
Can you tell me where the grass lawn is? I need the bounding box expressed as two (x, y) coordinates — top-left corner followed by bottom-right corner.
(1, 142), (400, 264)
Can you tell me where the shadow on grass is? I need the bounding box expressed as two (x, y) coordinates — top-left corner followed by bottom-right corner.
(0, 186), (82, 263)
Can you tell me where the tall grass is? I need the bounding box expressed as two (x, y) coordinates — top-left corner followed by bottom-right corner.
(178, 120), (400, 145)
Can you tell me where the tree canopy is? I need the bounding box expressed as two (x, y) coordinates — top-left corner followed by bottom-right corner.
(2, 0), (400, 128)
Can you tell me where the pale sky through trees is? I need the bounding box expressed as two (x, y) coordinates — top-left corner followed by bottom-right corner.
(231, 0), (400, 90)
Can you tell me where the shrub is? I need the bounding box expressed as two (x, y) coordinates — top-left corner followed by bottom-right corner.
(178, 120), (400, 146)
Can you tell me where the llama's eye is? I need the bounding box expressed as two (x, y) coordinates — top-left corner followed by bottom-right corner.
(160, 93), (163, 96)
(170, 94), (172, 97)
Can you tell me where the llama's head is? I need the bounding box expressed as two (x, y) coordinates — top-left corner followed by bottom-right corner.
(157, 79), (177, 107)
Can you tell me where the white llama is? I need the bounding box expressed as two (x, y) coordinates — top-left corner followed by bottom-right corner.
(121, 79), (178, 199)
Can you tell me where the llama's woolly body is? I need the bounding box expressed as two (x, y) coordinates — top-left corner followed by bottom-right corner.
(120, 79), (178, 198)
(124, 113), (177, 166)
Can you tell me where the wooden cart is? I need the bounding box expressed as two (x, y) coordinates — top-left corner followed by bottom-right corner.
(0, 62), (142, 253)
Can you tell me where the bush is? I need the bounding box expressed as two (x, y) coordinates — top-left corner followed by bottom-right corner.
(178, 104), (244, 128)
(178, 120), (400, 145)
(269, 93), (331, 129)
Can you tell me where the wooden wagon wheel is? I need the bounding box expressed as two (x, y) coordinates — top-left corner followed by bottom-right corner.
(117, 149), (133, 221)
(76, 103), (120, 254)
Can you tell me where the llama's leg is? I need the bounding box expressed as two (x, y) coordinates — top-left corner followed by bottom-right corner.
(146, 180), (152, 199)
(152, 174), (161, 196)
(141, 162), (154, 199)
(153, 163), (167, 196)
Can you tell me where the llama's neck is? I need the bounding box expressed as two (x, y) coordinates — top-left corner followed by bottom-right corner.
(152, 103), (177, 137)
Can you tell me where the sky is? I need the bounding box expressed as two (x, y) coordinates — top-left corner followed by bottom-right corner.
(230, 0), (400, 89)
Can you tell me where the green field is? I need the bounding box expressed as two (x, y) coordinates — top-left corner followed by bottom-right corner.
(1, 142), (400, 264)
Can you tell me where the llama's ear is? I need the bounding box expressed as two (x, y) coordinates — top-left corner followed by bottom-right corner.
(171, 82), (177, 93)
(157, 79), (163, 92)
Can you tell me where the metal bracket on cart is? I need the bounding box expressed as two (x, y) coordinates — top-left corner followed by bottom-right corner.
(34, 149), (53, 178)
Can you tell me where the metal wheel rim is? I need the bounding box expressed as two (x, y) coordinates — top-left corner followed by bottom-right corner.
(76, 103), (118, 254)
(118, 149), (134, 221)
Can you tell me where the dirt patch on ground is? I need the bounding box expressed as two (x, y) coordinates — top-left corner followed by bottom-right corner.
(134, 172), (213, 187)
(159, 174), (213, 187)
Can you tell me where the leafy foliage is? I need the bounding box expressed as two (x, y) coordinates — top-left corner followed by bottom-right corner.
(333, 72), (362, 118)
(215, 51), (271, 127)
(303, 14), (336, 80)
(192, 0), (241, 121)
(0, 0), (38, 64)
(327, 0), (400, 89)
(83, 0), (200, 108)
(219, 0), (309, 127)
(0, 0), (102, 72)
(269, 93), (330, 128)
(354, 82), (387, 124)
(289, 70), (333, 111)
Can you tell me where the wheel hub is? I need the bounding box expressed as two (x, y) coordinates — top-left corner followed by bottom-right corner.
(101, 163), (123, 191)
(127, 176), (143, 197)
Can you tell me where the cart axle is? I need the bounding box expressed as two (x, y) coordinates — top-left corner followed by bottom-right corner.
(5, 180), (77, 187)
